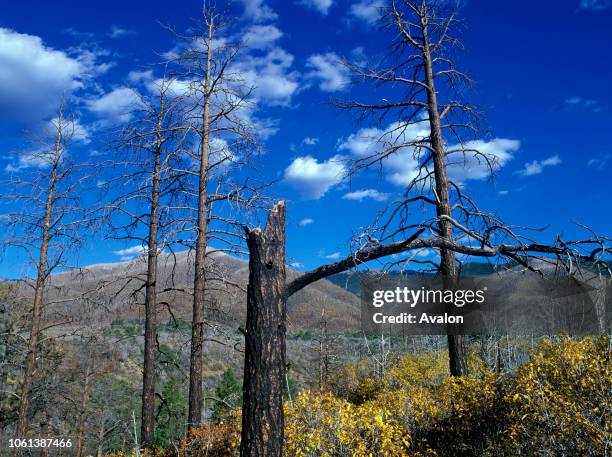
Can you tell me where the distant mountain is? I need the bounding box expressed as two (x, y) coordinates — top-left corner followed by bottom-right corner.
(327, 262), (503, 295)
(43, 250), (361, 333)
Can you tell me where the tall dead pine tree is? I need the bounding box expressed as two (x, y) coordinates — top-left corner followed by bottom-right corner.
(338, 0), (478, 375)
(0, 103), (90, 436)
(173, 3), (258, 428)
(105, 78), (187, 447)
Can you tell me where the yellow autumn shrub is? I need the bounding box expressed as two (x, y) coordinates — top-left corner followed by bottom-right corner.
(501, 336), (610, 456)
(285, 390), (411, 456)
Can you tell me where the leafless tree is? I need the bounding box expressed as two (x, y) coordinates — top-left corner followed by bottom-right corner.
(335, 0), (611, 376)
(101, 76), (189, 448)
(240, 197), (609, 456)
(0, 102), (93, 437)
(167, 2), (263, 429)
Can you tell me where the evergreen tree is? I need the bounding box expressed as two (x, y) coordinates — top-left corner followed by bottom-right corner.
(211, 369), (241, 423)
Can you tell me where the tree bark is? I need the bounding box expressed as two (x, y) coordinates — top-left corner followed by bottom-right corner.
(420, 11), (468, 377)
(240, 202), (287, 457)
(188, 14), (214, 430)
(140, 133), (163, 447)
(16, 116), (62, 437)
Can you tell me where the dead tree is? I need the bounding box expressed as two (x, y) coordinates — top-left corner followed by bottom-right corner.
(0, 102), (92, 437)
(335, 0), (486, 375)
(240, 204), (287, 457)
(168, 2), (261, 429)
(240, 201), (609, 456)
(102, 77), (188, 447)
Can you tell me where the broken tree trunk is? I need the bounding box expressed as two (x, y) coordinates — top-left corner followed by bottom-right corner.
(240, 202), (287, 457)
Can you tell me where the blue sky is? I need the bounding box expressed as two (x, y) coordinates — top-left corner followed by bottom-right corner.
(0, 0), (611, 277)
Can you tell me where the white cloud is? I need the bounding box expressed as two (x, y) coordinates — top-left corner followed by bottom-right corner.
(338, 120), (427, 186)
(303, 137), (319, 145)
(289, 261), (304, 268)
(108, 26), (137, 38)
(0, 28), (85, 121)
(306, 52), (349, 92)
(324, 252), (341, 260)
(237, 48), (300, 106)
(241, 0), (278, 22)
(519, 154), (562, 176)
(578, 0), (610, 10)
(242, 25), (283, 50)
(342, 189), (389, 201)
(302, 0), (333, 14)
(564, 96), (602, 112)
(446, 138), (519, 182)
(113, 245), (146, 261)
(339, 120), (430, 158)
(298, 218), (314, 226)
(128, 70), (154, 84)
(284, 155), (346, 199)
(349, 0), (384, 25)
(86, 87), (142, 124)
(5, 150), (53, 172)
(498, 190), (509, 195)
(339, 121), (518, 186)
(44, 116), (91, 144)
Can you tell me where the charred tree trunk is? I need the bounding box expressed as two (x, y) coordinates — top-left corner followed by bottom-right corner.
(420, 12), (468, 377)
(188, 15), (214, 430)
(141, 136), (163, 447)
(240, 202), (287, 457)
(16, 119), (62, 437)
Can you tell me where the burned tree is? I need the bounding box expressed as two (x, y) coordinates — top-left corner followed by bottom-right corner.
(240, 201), (609, 456)
(0, 103), (92, 436)
(102, 77), (188, 448)
(335, 0), (485, 375)
(169, 3), (261, 429)
(240, 204), (287, 457)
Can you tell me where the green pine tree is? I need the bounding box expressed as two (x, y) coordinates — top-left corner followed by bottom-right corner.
(211, 368), (242, 423)
(155, 376), (186, 448)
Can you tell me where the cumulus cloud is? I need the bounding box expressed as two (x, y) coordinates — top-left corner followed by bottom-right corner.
(44, 117), (91, 144)
(242, 25), (283, 50)
(237, 48), (300, 106)
(519, 155), (562, 176)
(284, 155), (346, 199)
(113, 245), (146, 262)
(86, 87), (142, 125)
(446, 138), (519, 182)
(306, 52), (349, 92)
(349, 0), (385, 25)
(289, 261), (304, 268)
(298, 218), (314, 226)
(342, 189), (389, 201)
(5, 150), (54, 172)
(241, 0), (278, 22)
(128, 70), (154, 84)
(339, 121), (518, 187)
(301, 0), (334, 14)
(0, 28), (87, 122)
(338, 120), (426, 186)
